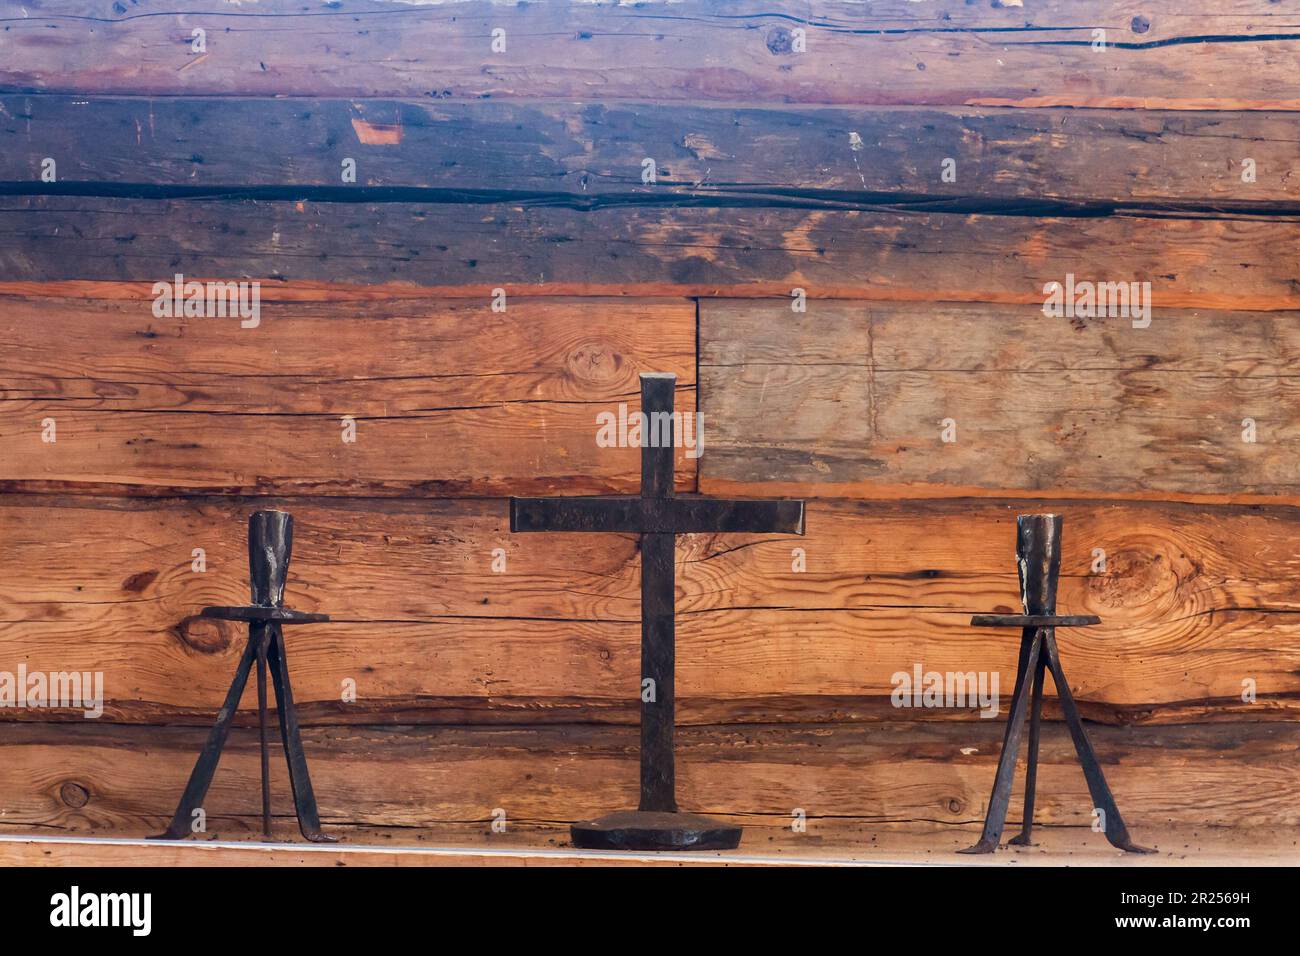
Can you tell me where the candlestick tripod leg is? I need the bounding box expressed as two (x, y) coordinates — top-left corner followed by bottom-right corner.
(1042, 630), (1154, 854)
(151, 632), (260, 840)
(255, 623), (273, 840)
(267, 623), (336, 843)
(959, 628), (1043, 854)
(1008, 650), (1047, 847)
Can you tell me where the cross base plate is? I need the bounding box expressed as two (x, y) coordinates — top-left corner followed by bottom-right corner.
(570, 811), (741, 851)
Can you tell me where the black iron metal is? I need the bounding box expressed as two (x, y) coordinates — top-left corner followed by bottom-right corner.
(255, 624), (271, 838)
(570, 810), (743, 852)
(959, 514), (1153, 854)
(970, 614), (1100, 628)
(511, 372), (805, 851)
(152, 510), (336, 843)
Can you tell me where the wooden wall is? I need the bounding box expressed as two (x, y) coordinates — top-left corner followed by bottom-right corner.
(1, 0), (1298, 843)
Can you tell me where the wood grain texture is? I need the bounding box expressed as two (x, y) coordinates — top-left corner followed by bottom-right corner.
(6, 825), (1296, 865)
(0, 834), (849, 866)
(1, 0), (1290, 855)
(2, 494), (1297, 726)
(701, 300), (1300, 500)
(0, 837), (733, 867)
(1, 2), (1299, 109)
(1, 720), (1295, 837)
(3, 95), (1296, 205)
(2, 201), (1298, 309)
(0, 294), (695, 495)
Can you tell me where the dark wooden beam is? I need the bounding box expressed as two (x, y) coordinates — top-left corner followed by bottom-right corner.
(2, 96), (1296, 205)
(2, 198), (1297, 309)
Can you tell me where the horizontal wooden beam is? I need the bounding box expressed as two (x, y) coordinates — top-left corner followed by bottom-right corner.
(3, 96), (1296, 205)
(1, 720), (1294, 837)
(701, 299), (1300, 500)
(2, 203), (1297, 308)
(0, 295), (695, 496)
(1, 2), (1297, 109)
(2, 494), (1297, 725)
(0, 834), (849, 867)
(4, 825), (1293, 866)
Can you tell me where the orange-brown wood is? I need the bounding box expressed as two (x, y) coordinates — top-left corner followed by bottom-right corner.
(3, 825), (1295, 866)
(0, 295), (695, 496)
(1, 495), (1297, 726)
(1, 721), (1295, 838)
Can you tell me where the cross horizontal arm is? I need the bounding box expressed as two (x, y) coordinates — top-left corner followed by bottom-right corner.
(511, 496), (805, 535)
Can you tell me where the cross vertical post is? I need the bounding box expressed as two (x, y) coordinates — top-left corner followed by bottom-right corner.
(638, 372), (678, 813)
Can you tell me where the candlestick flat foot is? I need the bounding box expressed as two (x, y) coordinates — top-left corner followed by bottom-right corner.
(1110, 839), (1157, 855)
(570, 810), (741, 851)
(957, 837), (1000, 854)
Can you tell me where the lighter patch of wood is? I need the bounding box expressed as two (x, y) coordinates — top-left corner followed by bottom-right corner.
(683, 133), (726, 160)
(351, 117), (403, 146)
(177, 53), (210, 74)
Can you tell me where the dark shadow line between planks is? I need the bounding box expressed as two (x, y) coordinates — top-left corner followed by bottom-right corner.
(3, 181), (1300, 221)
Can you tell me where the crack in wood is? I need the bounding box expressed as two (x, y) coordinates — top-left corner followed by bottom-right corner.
(2, 180), (1298, 221)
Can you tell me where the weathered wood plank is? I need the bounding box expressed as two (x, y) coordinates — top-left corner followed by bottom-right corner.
(3, 96), (1296, 205)
(2, 494), (1297, 725)
(0, 833), (853, 866)
(0, 836), (731, 867)
(2, 201), (1297, 309)
(6, 824), (1295, 865)
(2, 2), (1298, 109)
(1, 721), (1294, 837)
(0, 295), (695, 496)
(701, 300), (1300, 501)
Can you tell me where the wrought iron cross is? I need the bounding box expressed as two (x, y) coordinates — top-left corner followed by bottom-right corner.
(960, 514), (1151, 854)
(153, 510), (335, 843)
(511, 372), (805, 851)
